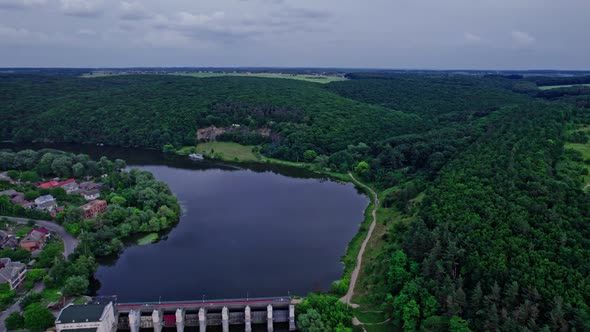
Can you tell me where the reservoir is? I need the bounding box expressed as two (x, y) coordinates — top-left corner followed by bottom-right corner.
(0, 143), (369, 302)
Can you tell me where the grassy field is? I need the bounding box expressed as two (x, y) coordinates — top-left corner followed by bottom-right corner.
(565, 126), (590, 186)
(82, 71), (346, 83)
(195, 141), (261, 162)
(538, 83), (590, 90)
(173, 72), (346, 83)
(137, 233), (159, 245)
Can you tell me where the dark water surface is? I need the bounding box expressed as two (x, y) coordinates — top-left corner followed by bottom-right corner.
(1, 143), (369, 302)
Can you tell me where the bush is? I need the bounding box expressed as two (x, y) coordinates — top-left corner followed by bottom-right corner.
(23, 303), (55, 331)
(20, 293), (42, 310)
(5, 312), (25, 331)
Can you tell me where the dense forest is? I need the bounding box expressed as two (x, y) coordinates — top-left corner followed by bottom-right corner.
(2, 72), (590, 330)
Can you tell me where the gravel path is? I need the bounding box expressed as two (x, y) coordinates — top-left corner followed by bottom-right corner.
(340, 172), (379, 307)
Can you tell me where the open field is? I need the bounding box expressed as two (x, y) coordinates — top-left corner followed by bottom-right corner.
(565, 126), (590, 186)
(195, 141), (260, 162)
(81, 71), (346, 83)
(538, 83), (590, 90)
(174, 72), (347, 83)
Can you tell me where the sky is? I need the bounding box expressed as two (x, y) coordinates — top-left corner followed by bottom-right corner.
(0, 0), (588, 69)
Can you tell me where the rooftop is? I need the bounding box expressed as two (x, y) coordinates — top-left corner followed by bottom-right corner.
(57, 303), (108, 324)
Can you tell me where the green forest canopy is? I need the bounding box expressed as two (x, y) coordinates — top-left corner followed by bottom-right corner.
(1, 72), (590, 330)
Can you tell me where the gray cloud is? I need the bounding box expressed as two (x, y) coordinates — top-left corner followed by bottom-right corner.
(0, 0), (588, 68)
(0, 0), (45, 10)
(59, 0), (103, 18)
(511, 30), (536, 45)
(119, 1), (152, 21)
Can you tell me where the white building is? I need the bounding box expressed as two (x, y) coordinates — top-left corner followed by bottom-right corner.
(56, 302), (117, 332)
(0, 258), (27, 290)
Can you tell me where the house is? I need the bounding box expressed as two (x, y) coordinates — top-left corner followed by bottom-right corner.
(80, 200), (108, 219)
(38, 180), (60, 189)
(20, 228), (49, 251)
(0, 258), (27, 290)
(34, 194), (57, 212)
(0, 230), (18, 249)
(55, 302), (117, 332)
(16, 201), (34, 209)
(0, 172), (11, 182)
(0, 190), (26, 204)
(58, 179), (79, 194)
(83, 189), (101, 201)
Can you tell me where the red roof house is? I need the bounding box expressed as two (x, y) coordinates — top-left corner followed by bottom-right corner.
(38, 180), (59, 189)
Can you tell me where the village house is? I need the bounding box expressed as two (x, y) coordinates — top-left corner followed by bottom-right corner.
(20, 228), (49, 251)
(58, 179), (79, 194)
(0, 189), (25, 204)
(82, 189), (101, 201)
(0, 172), (15, 184)
(55, 302), (117, 332)
(0, 258), (26, 290)
(80, 200), (108, 219)
(0, 230), (18, 249)
(38, 180), (60, 189)
(16, 201), (34, 209)
(34, 194), (57, 213)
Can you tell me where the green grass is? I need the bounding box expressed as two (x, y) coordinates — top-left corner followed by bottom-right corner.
(175, 146), (196, 155)
(137, 233), (159, 245)
(538, 83), (590, 90)
(196, 142), (261, 162)
(41, 288), (61, 302)
(15, 225), (32, 238)
(565, 126), (590, 185)
(173, 72), (347, 84)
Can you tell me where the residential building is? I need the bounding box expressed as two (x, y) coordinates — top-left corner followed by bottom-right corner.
(0, 230), (18, 249)
(80, 200), (108, 219)
(0, 172), (11, 182)
(34, 194), (57, 212)
(16, 201), (34, 209)
(83, 189), (101, 201)
(38, 180), (59, 189)
(0, 258), (26, 290)
(55, 302), (117, 332)
(0, 190), (26, 204)
(20, 228), (49, 251)
(58, 179), (79, 194)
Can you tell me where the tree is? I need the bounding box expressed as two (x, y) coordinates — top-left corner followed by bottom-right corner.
(163, 144), (176, 153)
(303, 150), (318, 162)
(354, 161), (369, 175)
(62, 275), (89, 297)
(72, 162), (86, 178)
(5, 312), (24, 330)
(23, 303), (55, 331)
(449, 316), (472, 332)
(297, 309), (325, 332)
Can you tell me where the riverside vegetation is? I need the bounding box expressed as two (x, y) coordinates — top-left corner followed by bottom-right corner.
(0, 149), (179, 330)
(1, 72), (590, 330)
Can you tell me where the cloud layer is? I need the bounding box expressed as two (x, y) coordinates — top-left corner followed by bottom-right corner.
(0, 0), (588, 69)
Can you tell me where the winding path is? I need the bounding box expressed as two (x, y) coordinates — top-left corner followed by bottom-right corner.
(0, 216), (79, 258)
(340, 172), (379, 308)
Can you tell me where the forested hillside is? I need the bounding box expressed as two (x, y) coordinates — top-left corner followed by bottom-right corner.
(0, 74), (419, 160)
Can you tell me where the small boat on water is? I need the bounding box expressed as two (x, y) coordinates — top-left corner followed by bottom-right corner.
(189, 153), (204, 160)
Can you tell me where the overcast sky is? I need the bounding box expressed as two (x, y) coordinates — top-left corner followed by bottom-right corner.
(0, 0), (588, 69)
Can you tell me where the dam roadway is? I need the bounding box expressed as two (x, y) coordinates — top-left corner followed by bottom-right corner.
(115, 297), (297, 332)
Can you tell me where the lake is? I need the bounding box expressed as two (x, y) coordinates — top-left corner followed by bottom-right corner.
(0, 143), (369, 302)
